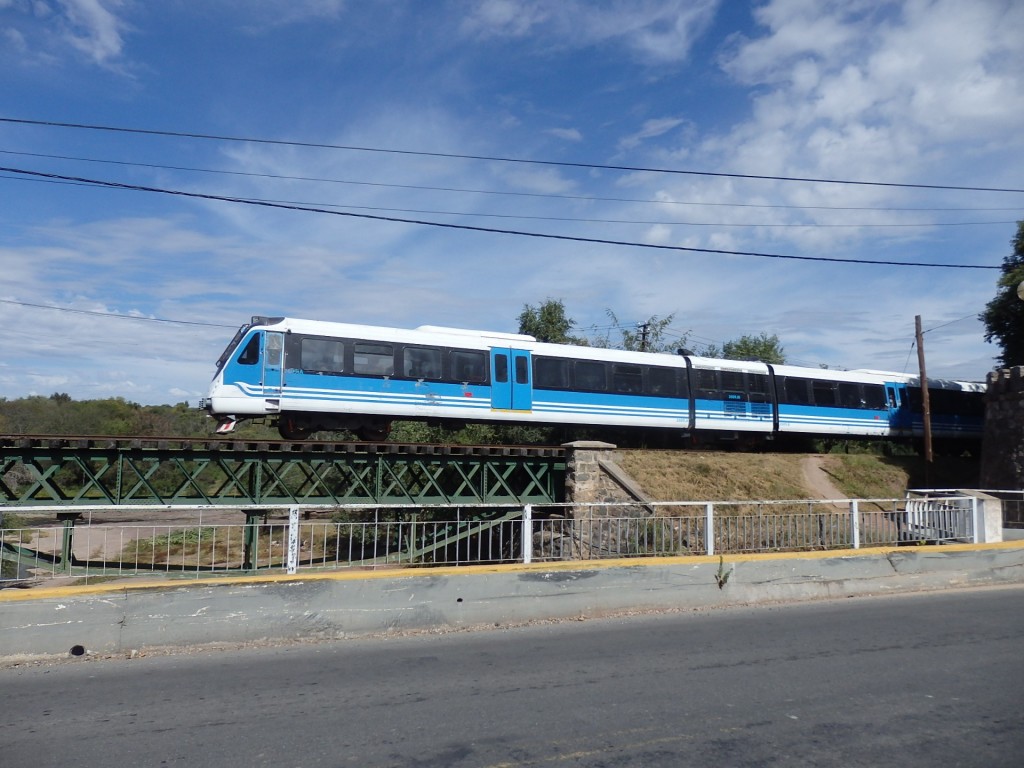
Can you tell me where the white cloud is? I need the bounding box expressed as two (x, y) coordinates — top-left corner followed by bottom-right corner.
(656, 0), (1024, 261)
(232, 0), (347, 32)
(618, 117), (686, 150)
(546, 127), (583, 142)
(57, 0), (130, 65)
(3, 26), (27, 52)
(722, 0), (867, 84)
(0, 0), (133, 69)
(460, 0), (549, 38)
(717, 0), (1024, 164)
(461, 0), (720, 63)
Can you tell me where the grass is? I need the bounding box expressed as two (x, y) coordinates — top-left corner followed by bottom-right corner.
(619, 451), (809, 501)
(119, 526), (245, 565)
(117, 524), (356, 568)
(822, 455), (911, 499)
(617, 450), (980, 503)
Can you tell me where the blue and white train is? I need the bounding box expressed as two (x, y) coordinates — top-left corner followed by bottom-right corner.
(200, 316), (986, 447)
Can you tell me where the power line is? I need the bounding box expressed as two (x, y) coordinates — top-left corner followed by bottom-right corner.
(4, 116), (1023, 194)
(0, 298), (236, 327)
(3, 167), (1011, 229)
(2, 148), (1020, 213)
(923, 313), (979, 334)
(0, 165), (1001, 270)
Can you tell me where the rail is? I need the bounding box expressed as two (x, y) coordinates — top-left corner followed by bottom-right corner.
(1, 496), (979, 586)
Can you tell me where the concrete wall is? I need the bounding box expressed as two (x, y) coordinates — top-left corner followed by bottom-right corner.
(3, 543), (1023, 659)
(981, 366), (1024, 490)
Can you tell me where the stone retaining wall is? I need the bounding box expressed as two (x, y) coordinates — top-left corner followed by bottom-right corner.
(564, 441), (644, 508)
(559, 441), (650, 559)
(981, 367), (1024, 490)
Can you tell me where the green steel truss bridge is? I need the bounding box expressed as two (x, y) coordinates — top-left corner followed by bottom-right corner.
(1, 436), (567, 510)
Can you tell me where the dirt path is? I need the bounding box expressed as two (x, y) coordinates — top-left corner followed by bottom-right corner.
(20, 509), (247, 562)
(800, 455), (846, 504)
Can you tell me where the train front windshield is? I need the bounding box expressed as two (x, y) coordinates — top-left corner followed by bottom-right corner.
(214, 322), (252, 371)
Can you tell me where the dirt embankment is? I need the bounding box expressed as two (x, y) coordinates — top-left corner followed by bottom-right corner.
(616, 450), (980, 502)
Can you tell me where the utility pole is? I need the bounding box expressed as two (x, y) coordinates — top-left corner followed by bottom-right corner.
(915, 315), (933, 464)
(638, 322), (650, 352)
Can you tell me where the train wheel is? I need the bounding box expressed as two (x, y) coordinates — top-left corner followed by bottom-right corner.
(278, 416), (314, 441)
(355, 422), (391, 442)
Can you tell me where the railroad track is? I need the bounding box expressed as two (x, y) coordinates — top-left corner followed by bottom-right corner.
(0, 434), (566, 458)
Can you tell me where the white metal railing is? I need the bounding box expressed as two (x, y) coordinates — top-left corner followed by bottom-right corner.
(0, 496), (978, 586)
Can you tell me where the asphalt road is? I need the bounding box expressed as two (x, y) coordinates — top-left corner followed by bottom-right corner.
(3, 586), (1022, 767)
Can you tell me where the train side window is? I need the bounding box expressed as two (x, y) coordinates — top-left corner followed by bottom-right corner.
(647, 367), (678, 397)
(450, 350), (487, 383)
(863, 384), (887, 410)
(403, 346), (442, 380)
(574, 361), (607, 391)
(353, 342), (394, 376)
(961, 391), (985, 417)
(266, 334), (283, 366)
(747, 373), (769, 402)
(301, 338), (345, 374)
(613, 364), (643, 394)
(515, 356), (529, 385)
(721, 371), (744, 392)
(838, 382), (862, 409)
(905, 387), (923, 409)
(812, 380), (837, 407)
(695, 369), (720, 399)
(494, 353), (508, 383)
(783, 377), (811, 405)
(929, 389), (950, 413)
(238, 334), (261, 365)
(534, 357), (569, 389)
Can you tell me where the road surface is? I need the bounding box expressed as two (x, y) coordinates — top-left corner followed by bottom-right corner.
(3, 586), (1022, 767)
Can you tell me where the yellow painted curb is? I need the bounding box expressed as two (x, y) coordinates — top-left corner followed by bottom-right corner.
(3, 540), (1022, 603)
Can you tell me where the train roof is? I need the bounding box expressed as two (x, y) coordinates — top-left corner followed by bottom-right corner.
(244, 318), (986, 389)
(252, 317), (499, 350)
(769, 364), (893, 385)
(848, 369), (986, 392)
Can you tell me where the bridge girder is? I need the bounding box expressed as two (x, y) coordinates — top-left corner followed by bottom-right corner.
(0, 437), (567, 509)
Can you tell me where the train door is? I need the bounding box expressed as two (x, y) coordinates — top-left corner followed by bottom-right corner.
(262, 331), (285, 399)
(490, 348), (533, 412)
(886, 382), (909, 434)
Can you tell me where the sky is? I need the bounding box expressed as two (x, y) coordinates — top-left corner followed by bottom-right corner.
(1, 0), (1022, 407)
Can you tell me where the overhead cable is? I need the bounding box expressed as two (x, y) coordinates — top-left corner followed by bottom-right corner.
(3, 116), (1022, 194)
(0, 298), (236, 327)
(0, 165), (1001, 270)
(0, 148), (1019, 213)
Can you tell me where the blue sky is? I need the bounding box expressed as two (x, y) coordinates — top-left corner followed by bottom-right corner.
(1, 0), (1022, 406)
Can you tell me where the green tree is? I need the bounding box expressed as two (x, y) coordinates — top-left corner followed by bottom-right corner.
(595, 309), (683, 353)
(517, 299), (587, 345)
(981, 220), (1024, 368)
(720, 332), (786, 364)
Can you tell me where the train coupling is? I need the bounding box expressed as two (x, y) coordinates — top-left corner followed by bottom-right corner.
(216, 417), (238, 434)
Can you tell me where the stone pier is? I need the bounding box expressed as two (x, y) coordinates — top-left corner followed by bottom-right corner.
(556, 441), (654, 559)
(981, 366), (1024, 490)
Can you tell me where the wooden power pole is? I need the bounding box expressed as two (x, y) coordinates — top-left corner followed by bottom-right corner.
(915, 315), (933, 463)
